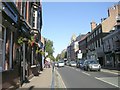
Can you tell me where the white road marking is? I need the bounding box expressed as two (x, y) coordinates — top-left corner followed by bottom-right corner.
(101, 69), (119, 75)
(55, 69), (67, 88)
(82, 71), (91, 76)
(76, 69), (80, 71)
(66, 66), (82, 72)
(95, 77), (119, 88)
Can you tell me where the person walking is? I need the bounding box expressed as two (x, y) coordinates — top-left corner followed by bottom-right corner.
(52, 61), (55, 71)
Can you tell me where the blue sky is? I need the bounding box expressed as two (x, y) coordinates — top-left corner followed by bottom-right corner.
(41, 2), (116, 57)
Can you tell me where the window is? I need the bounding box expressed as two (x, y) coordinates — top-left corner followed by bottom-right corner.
(93, 33), (94, 38)
(99, 38), (101, 46)
(1, 27), (13, 71)
(99, 28), (101, 33)
(98, 39), (100, 47)
(96, 41), (97, 48)
(0, 25), (7, 71)
(22, 2), (27, 19)
(117, 25), (120, 29)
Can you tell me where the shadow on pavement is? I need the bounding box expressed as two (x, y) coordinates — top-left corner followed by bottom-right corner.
(28, 86), (34, 90)
(102, 66), (120, 71)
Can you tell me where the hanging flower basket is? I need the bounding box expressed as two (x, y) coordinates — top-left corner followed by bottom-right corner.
(28, 36), (36, 47)
(36, 48), (45, 56)
(17, 37), (24, 45)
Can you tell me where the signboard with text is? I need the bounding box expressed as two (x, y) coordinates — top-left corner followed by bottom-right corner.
(77, 53), (82, 59)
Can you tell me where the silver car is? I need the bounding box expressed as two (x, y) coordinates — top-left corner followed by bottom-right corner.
(83, 60), (101, 71)
(70, 61), (77, 67)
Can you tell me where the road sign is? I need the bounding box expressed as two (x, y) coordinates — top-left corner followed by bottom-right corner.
(77, 53), (82, 59)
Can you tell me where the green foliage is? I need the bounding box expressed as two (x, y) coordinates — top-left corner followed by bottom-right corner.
(36, 48), (45, 56)
(60, 50), (67, 59)
(45, 38), (54, 56)
(49, 55), (55, 61)
(56, 54), (61, 61)
(18, 37), (24, 45)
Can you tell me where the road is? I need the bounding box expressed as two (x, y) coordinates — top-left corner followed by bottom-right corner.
(56, 66), (119, 88)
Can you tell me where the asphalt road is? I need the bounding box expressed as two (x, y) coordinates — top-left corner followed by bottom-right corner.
(56, 66), (119, 88)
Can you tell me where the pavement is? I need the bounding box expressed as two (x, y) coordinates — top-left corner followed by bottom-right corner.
(18, 67), (52, 89)
(18, 66), (66, 89)
(101, 68), (120, 75)
(17, 65), (119, 89)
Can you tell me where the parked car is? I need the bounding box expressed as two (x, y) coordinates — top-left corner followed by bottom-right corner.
(55, 62), (58, 67)
(76, 60), (80, 68)
(70, 61), (77, 67)
(83, 59), (101, 71)
(79, 60), (85, 69)
(76, 60), (84, 68)
(58, 60), (65, 67)
(66, 61), (70, 66)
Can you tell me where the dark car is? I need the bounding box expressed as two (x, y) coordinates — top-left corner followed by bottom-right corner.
(83, 59), (101, 71)
(76, 60), (84, 68)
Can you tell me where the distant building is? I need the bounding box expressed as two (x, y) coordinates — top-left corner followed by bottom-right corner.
(78, 32), (90, 60)
(67, 34), (85, 61)
(86, 3), (120, 67)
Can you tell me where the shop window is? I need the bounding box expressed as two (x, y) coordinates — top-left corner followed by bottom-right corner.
(0, 25), (6, 71)
(3, 28), (13, 71)
(5, 39), (10, 70)
(99, 28), (101, 33)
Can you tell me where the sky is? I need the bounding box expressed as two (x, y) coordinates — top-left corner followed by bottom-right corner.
(41, 2), (117, 57)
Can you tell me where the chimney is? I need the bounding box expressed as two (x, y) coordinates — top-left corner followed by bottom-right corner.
(108, 5), (116, 17)
(90, 21), (97, 31)
(101, 18), (106, 22)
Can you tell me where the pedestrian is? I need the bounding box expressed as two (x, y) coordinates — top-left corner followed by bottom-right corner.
(44, 60), (48, 68)
(52, 61), (55, 71)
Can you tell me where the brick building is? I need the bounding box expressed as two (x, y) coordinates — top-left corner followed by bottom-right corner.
(103, 26), (120, 68)
(0, 1), (43, 89)
(86, 3), (120, 66)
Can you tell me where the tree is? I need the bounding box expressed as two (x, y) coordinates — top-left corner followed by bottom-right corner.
(60, 49), (67, 59)
(56, 54), (61, 61)
(45, 38), (54, 61)
(45, 39), (54, 55)
(49, 55), (55, 61)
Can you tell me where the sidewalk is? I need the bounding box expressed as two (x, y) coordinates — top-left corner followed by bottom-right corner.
(101, 68), (120, 75)
(101, 66), (120, 75)
(18, 67), (52, 89)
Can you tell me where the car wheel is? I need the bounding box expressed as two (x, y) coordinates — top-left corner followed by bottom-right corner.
(98, 69), (101, 72)
(87, 67), (90, 71)
(84, 67), (86, 71)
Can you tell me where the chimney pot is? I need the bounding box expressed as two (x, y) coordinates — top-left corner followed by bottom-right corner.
(91, 21), (97, 31)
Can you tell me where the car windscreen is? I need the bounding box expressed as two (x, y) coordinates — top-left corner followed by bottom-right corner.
(80, 60), (84, 64)
(71, 61), (76, 64)
(89, 60), (98, 64)
(59, 61), (64, 63)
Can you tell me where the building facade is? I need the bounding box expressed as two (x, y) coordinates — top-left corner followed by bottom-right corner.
(67, 34), (84, 61)
(103, 28), (120, 68)
(86, 3), (120, 66)
(78, 32), (90, 60)
(1, 1), (43, 89)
